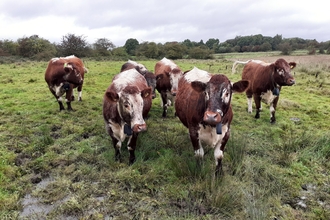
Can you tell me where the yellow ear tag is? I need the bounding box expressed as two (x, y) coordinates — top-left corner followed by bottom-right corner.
(64, 63), (68, 68)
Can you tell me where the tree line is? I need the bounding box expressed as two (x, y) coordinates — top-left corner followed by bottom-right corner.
(1, 33), (330, 61)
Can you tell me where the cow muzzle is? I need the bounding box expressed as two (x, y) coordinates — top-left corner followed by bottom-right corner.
(287, 78), (295, 86)
(203, 111), (221, 126)
(132, 123), (147, 133)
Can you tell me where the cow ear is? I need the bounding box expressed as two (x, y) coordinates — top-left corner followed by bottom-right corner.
(289, 62), (296, 69)
(105, 90), (119, 102)
(141, 87), (152, 98)
(191, 81), (207, 92)
(64, 63), (74, 73)
(232, 80), (249, 93)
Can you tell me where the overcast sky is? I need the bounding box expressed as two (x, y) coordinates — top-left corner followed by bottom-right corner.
(1, 0), (329, 47)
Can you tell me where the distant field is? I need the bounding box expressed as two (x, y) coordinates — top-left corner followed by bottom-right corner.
(0, 54), (329, 219)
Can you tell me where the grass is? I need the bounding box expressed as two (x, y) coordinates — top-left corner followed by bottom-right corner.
(0, 53), (329, 219)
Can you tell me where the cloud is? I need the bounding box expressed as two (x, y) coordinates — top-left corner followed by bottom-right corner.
(0, 0), (329, 47)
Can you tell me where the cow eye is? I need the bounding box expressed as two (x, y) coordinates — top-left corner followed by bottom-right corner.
(124, 103), (130, 108)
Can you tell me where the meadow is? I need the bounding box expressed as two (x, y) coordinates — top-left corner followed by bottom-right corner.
(0, 52), (329, 219)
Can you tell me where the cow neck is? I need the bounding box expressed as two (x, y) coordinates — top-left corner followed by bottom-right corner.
(270, 71), (279, 90)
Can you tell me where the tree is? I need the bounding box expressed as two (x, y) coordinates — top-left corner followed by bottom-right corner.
(205, 38), (220, 52)
(136, 42), (159, 59)
(278, 42), (292, 55)
(17, 35), (56, 59)
(124, 38), (139, 56)
(93, 38), (115, 56)
(57, 33), (89, 57)
(0, 39), (18, 56)
(163, 42), (184, 59)
(188, 46), (213, 59)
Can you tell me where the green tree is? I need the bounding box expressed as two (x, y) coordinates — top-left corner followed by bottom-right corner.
(136, 42), (159, 59)
(0, 39), (18, 56)
(17, 35), (56, 59)
(163, 42), (184, 59)
(112, 47), (129, 59)
(93, 38), (115, 56)
(124, 38), (139, 56)
(205, 38), (220, 52)
(188, 46), (213, 59)
(56, 33), (90, 57)
(278, 42), (292, 55)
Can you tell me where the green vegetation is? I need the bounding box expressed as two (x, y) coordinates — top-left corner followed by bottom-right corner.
(0, 53), (329, 219)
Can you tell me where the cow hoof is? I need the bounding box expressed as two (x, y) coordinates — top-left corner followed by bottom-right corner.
(270, 119), (276, 124)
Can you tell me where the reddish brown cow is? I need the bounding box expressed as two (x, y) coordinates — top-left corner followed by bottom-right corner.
(120, 60), (156, 99)
(45, 55), (87, 111)
(103, 69), (152, 164)
(238, 58), (296, 123)
(175, 67), (249, 175)
(155, 57), (183, 117)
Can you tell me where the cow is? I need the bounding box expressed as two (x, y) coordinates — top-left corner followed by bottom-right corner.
(44, 55), (87, 111)
(232, 59), (267, 74)
(103, 68), (152, 164)
(237, 58), (296, 123)
(175, 67), (249, 175)
(154, 57), (184, 118)
(120, 60), (156, 99)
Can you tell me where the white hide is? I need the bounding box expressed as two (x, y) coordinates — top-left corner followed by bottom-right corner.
(198, 123), (229, 166)
(184, 67), (211, 83)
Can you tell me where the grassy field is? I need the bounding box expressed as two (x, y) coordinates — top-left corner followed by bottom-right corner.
(0, 52), (329, 219)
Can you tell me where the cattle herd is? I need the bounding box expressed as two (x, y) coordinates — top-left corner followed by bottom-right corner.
(45, 55), (296, 175)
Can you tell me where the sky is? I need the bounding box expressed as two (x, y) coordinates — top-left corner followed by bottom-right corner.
(1, 0), (329, 47)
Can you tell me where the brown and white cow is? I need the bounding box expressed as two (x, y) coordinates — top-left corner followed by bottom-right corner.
(175, 67), (249, 175)
(155, 57), (183, 117)
(120, 60), (156, 99)
(45, 55), (87, 111)
(103, 68), (152, 164)
(237, 58), (296, 123)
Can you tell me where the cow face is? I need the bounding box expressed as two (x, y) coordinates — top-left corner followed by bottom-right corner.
(273, 59), (296, 86)
(191, 75), (249, 126)
(63, 62), (84, 85)
(106, 85), (151, 133)
(169, 68), (183, 96)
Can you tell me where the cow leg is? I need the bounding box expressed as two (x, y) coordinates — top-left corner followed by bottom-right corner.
(65, 90), (74, 111)
(215, 126), (230, 176)
(127, 133), (138, 165)
(111, 137), (122, 162)
(77, 85), (83, 101)
(189, 126), (204, 171)
(160, 91), (168, 118)
(270, 96), (279, 123)
(253, 94), (262, 119)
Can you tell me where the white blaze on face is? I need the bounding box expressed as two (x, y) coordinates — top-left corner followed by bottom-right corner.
(221, 87), (231, 104)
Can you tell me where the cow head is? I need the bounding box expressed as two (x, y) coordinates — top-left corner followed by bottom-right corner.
(63, 62), (84, 85)
(169, 68), (184, 96)
(191, 75), (249, 126)
(105, 85), (152, 133)
(272, 58), (296, 86)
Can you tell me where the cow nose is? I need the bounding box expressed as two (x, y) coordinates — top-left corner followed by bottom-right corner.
(289, 79), (295, 85)
(203, 111), (221, 125)
(132, 123), (147, 133)
(171, 91), (177, 96)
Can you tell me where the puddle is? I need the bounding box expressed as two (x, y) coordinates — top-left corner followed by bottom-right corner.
(19, 178), (56, 219)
